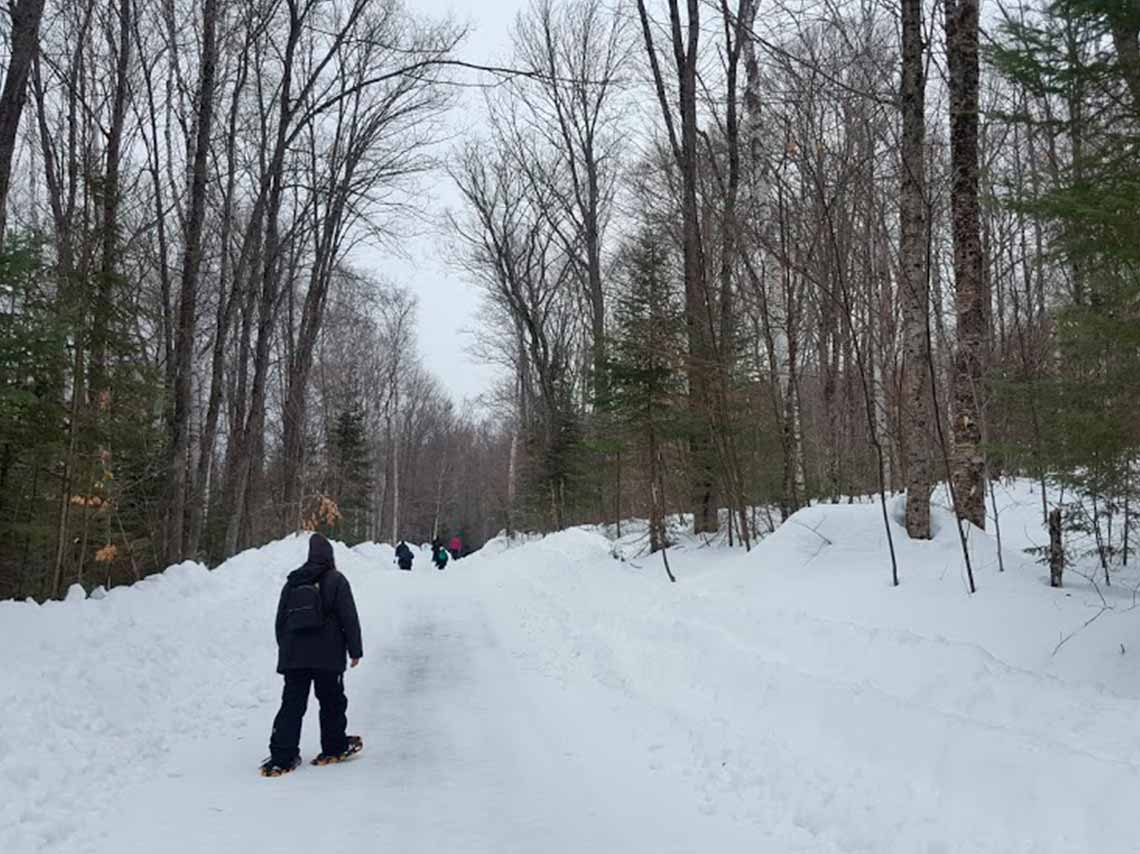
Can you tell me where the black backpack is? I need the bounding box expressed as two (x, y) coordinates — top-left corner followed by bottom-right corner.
(283, 577), (326, 633)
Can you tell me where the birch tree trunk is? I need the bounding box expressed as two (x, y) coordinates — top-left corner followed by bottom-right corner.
(946, 0), (987, 529)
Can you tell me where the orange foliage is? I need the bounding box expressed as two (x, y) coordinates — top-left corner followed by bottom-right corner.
(303, 495), (342, 531)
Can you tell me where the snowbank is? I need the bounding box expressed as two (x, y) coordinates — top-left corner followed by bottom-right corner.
(464, 496), (1140, 852)
(0, 534), (384, 854)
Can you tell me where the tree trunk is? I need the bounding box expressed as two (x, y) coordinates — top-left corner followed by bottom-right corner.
(715, 0), (753, 549)
(901, 0), (933, 539)
(188, 37), (252, 559)
(223, 3), (304, 558)
(0, 0), (48, 243)
(90, 0), (132, 400)
(170, 0), (220, 561)
(1124, 471), (1131, 566)
(586, 165), (606, 404)
(391, 381), (401, 543)
(219, 230), (261, 557)
(636, 0), (716, 534)
(507, 431), (518, 537)
(648, 418), (665, 553)
(1049, 507), (1063, 588)
(946, 0), (987, 529)
(136, 24), (176, 407)
(1109, 8), (1140, 115)
(281, 194), (351, 526)
(52, 343), (84, 599)
(678, 0), (715, 534)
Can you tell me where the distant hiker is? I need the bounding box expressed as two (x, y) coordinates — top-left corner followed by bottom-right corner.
(261, 533), (364, 777)
(432, 542), (449, 570)
(395, 540), (414, 571)
(448, 534), (462, 561)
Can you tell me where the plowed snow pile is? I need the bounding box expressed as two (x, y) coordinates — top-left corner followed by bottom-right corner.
(2, 482), (1138, 853)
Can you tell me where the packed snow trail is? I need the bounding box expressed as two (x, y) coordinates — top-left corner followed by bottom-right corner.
(86, 569), (742, 854)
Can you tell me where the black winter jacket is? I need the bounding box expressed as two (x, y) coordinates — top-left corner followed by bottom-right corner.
(395, 542), (413, 567)
(275, 534), (363, 673)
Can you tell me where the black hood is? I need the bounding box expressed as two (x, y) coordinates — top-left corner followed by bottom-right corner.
(288, 533), (335, 585)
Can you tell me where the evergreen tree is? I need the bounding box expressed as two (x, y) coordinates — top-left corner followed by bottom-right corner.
(991, 0), (1140, 574)
(604, 228), (687, 552)
(0, 240), (66, 597)
(330, 407), (372, 543)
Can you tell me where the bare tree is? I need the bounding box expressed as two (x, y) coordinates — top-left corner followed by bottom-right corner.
(168, 0), (220, 562)
(511, 0), (629, 403)
(636, 0), (717, 534)
(280, 6), (457, 530)
(379, 288), (416, 542)
(186, 2), (262, 559)
(450, 136), (582, 529)
(89, 0), (133, 399)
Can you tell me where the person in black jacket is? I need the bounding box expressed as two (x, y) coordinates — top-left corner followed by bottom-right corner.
(261, 533), (364, 777)
(394, 540), (413, 571)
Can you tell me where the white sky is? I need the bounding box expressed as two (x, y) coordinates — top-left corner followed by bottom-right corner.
(350, 0), (529, 408)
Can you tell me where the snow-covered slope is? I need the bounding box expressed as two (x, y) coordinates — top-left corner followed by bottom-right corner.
(2, 485), (1139, 853)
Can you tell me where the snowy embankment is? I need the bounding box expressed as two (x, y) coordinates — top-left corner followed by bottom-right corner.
(2, 481), (1139, 853)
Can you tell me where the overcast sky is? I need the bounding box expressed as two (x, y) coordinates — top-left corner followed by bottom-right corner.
(350, 0), (529, 409)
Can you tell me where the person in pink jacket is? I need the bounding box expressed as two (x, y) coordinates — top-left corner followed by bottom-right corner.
(448, 535), (462, 561)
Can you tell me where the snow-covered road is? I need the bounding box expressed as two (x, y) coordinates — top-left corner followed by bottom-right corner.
(87, 574), (735, 854)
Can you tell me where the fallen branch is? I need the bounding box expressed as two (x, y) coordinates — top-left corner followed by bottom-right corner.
(1052, 605), (1109, 657)
(792, 518), (833, 546)
(1051, 564), (1114, 656)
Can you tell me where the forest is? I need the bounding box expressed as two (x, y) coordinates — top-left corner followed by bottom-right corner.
(0, 0), (1137, 600)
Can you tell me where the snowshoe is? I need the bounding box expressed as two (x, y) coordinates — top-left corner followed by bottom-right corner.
(311, 735), (363, 766)
(259, 754), (302, 777)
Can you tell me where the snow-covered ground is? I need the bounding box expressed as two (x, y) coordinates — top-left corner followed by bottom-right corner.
(2, 481), (1139, 853)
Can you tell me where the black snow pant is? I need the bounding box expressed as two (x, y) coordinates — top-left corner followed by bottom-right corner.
(269, 669), (348, 764)
(398, 560), (412, 571)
